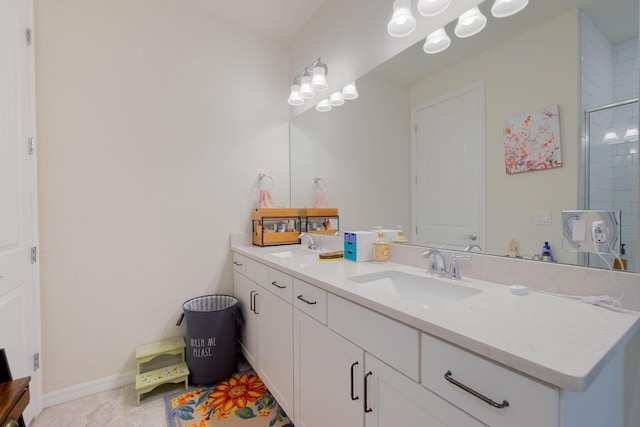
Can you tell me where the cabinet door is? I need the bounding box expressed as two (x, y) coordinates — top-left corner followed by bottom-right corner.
(257, 289), (294, 419)
(364, 354), (486, 427)
(294, 309), (364, 427)
(233, 271), (258, 369)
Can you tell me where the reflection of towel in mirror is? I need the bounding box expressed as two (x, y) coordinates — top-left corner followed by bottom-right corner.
(314, 191), (328, 208)
(258, 189), (275, 208)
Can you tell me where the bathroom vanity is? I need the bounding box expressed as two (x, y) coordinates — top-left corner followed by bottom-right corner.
(231, 238), (640, 427)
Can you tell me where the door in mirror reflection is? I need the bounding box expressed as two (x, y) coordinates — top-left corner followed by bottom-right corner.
(413, 83), (485, 250)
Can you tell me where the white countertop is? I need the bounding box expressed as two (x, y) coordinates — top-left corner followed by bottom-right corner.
(231, 242), (640, 392)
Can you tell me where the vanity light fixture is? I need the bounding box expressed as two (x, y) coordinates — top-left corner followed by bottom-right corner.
(417, 0), (451, 17)
(288, 58), (328, 106)
(423, 27), (451, 54)
(299, 75), (316, 99)
(454, 7), (487, 38)
(603, 129), (620, 144)
(329, 92), (345, 106)
(315, 99), (332, 112)
(387, 0), (417, 37)
(341, 82), (359, 100)
(287, 83), (304, 106)
(491, 0), (529, 18)
(624, 125), (639, 141)
(311, 66), (329, 91)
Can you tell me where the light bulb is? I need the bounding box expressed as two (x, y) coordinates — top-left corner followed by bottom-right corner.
(387, 0), (416, 37)
(423, 28), (451, 54)
(491, 0), (529, 18)
(310, 66), (328, 92)
(315, 99), (332, 112)
(454, 7), (487, 38)
(417, 0), (451, 17)
(287, 84), (304, 106)
(328, 92), (345, 106)
(341, 82), (359, 100)
(299, 75), (315, 99)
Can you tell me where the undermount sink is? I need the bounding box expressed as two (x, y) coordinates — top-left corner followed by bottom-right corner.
(268, 248), (316, 258)
(347, 270), (481, 308)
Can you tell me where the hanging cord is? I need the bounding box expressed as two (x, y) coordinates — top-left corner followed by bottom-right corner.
(529, 241), (624, 310)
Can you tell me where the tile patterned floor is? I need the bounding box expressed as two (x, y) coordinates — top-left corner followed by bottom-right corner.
(30, 381), (180, 427)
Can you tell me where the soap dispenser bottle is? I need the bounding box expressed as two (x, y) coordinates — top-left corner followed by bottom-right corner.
(373, 226), (389, 263)
(541, 241), (553, 262)
(613, 244), (627, 270)
(393, 225), (408, 244)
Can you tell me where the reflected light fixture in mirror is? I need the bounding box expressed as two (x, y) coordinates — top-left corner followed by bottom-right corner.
(287, 83), (304, 106)
(454, 7), (487, 38)
(387, 0), (417, 37)
(625, 125), (639, 141)
(417, 0), (451, 17)
(329, 91), (345, 106)
(423, 27), (451, 54)
(603, 129), (620, 144)
(491, 0), (529, 18)
(316, 99), (332, 112)
(342, 82), (359, 100)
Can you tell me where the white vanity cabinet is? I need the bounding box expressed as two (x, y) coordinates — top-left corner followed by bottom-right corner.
(293, 309), (364, 427)
(233, 258), (294, 419)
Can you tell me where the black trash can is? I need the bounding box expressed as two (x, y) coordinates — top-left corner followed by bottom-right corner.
(176, 294), (241, 385)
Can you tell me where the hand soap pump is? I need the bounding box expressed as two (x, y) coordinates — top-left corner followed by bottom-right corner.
(393, 225), (408, 244)
(541, 241), (553, 262)
(373, 226), (389, 263)
(613, 244), (627, 270)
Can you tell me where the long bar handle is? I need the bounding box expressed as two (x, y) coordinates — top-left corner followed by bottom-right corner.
(251, 291), (259, 315)
(272, 281), (286, 289)
(297, 295), (317, 305)
(444, 371), (509, 409)
(233, 261), (243, 266)
(350, 362), (359, 401)
(364, 371), (373, 413)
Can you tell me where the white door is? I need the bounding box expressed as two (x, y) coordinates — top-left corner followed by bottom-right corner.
(294, 309), (364, 427)
(233, 272), (258, 369)
(413, 82), (485, 251)
(0, 0), (41, 423)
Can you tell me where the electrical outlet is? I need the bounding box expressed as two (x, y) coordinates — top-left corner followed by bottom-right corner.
(562, 210), (620, 254)
(592, 221), (607, 243)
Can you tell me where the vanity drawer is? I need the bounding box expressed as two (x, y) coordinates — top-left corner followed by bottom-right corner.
(421, 334), (558, 427)
(328, 294), (419, 381)
(293, 279), (327, 324)
(233, 253), (245, 274)
(269, 268), (293, 303)
(245, 258), (270, 289)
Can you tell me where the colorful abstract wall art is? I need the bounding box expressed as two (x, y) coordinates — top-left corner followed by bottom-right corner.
(503, 105), (562, 174)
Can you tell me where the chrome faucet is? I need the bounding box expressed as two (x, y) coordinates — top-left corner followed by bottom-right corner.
(464, 243), (483, 253)
(298, 232), (319, 250)
(422, 249), (470, 280)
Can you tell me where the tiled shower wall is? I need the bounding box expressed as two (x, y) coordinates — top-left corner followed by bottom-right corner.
(582, 12), (639, 272)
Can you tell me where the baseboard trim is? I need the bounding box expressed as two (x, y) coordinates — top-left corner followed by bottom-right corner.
(42, 369), (136, 408)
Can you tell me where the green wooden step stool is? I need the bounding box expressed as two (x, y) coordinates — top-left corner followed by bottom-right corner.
(135, 337), (189, 405)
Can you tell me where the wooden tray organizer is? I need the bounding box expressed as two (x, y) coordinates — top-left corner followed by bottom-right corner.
(252, 208), (301, 246)
(300, 208), (339, 235)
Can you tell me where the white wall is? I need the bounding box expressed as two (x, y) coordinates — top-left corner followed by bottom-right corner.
(35, 0), (289, 395)
(290, 74), (411, 232)
(409, 10), (581, 263)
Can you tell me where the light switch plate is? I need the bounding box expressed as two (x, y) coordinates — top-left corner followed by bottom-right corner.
(534, 210), (552, 225)
(562, 210), (620, 254)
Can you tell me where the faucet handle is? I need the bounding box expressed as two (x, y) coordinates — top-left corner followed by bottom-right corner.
(449, 255), (470, 280)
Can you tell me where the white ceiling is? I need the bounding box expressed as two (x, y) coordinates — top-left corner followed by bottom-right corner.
(183, 0), (327, 43)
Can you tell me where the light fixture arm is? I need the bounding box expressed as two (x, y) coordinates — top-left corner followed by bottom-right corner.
(292, 57), (328, 84)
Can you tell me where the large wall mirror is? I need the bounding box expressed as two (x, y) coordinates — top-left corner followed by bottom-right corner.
(290, 0), (639, 272)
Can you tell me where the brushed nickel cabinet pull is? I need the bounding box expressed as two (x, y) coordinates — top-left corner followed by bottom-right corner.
(444, 370), (509, 409)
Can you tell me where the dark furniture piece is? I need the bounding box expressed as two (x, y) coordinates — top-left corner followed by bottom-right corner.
(0, 349), (30, 427)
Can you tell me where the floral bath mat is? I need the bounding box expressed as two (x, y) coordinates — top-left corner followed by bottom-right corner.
(164, 370), (293, 427)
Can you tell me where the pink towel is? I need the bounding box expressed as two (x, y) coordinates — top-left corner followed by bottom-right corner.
(258, 189), (275, 208)
(314, 191), (328, 208)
